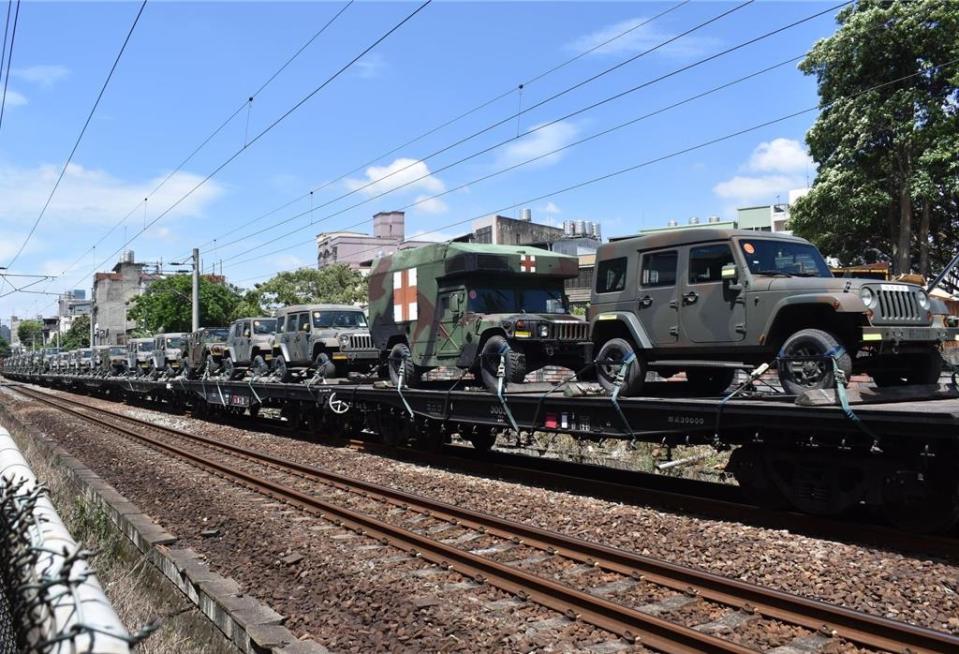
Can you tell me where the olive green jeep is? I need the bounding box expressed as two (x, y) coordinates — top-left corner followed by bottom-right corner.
(369, 242), (590, 391)
(589, 228), (957, 396)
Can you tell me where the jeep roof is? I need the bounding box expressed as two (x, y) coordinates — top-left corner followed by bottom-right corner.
(373, 241), (578, 279)
(275, 304), (363, 314)
(604, 227), (805, 250)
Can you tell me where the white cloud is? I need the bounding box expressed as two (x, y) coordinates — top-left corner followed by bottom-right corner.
(542, 201), (562, 215)
(408, 229), (461, 243)
(354, 53), (384, 79)
(712, 138), (813, 208)
(498, 121), (579, 168)
(713, 175), (802, 202)
(0, 161), (225, 229)
(413, 195), (447, 215)
(3, 90), (27, 107)
(745, 138), (813, 174)
(272, 254), (307, 270)
(567, 17), (719, 59)
(12, 65), (70, 87)
(344, 157), (445, 198)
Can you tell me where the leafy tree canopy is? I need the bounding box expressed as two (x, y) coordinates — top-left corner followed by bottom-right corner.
(237, 266), (367, 317)
(128, 275), (242, 333)
(0, 337), (10, 358)
(790, 0), (959, 276)
(60, 314), (90, 350)
(17, 320), (43, 349)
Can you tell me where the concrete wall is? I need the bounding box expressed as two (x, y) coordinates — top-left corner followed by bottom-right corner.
(91, 262), (155, 345)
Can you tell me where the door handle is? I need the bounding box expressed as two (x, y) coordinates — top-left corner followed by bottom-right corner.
(639, 295), (653, 308)
(682, 291), (699, 305)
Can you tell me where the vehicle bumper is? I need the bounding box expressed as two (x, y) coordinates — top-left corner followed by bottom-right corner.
(861, 326), (959, 343)
(332, 350), (379, 362)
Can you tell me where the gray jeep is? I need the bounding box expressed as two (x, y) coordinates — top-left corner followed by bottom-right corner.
(97, 345), (127, 376)
(222, 317), (277, 379)
(589, 228), (957, 396)
(149, 333), (187, 379)
(127, 338), (155, 376)
(274, 304), (377, 381)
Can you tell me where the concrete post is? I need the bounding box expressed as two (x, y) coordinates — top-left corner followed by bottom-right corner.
(191, 248), (199, 332)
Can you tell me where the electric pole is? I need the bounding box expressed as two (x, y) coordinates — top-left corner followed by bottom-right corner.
(192, 248), (200, 332)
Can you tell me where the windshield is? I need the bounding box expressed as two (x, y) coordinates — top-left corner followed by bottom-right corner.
(166, 337), (185, 348)
(137, 342), (154, 352)
(312, 311), (368, 329)
(253, 319), (276, 335)
(203, 329), (229, 343)
(110, 347), (125, 355)
(738, 239), (832, 278)
(80, 349), (92, 357)
(467, 282), (569, 314)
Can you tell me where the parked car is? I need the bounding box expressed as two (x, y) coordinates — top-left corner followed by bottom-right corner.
(184, 327), (229, 378)
(587, 227), (958, 396)
(222, 317), (277, 379)
(127, 338), (155, 377)
(273, 304), (377, 381)
(149, 333), (187, 378)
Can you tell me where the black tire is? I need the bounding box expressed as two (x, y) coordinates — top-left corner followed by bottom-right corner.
(686, 367), (736, 396)
(595, 338), (645, 397)
(273, 356), (290, 383)
(778, 328), (851, 395)
(467, 427), (497, 451)
(313, 352), (336, 378)
(252, 355), (270, 377)
(478, 335), (526, 392)
(221, 357), (236, 380)
(388, 342), (417, 387)
(872, 348), (943, 387)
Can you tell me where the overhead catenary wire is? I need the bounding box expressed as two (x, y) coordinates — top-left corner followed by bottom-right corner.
(43, 0), (355, 289)
(215, 0), (851, 263)
(226, 56), (959, 284)
(45, 0), (431, 302)
(0, 0), (21, 135)
(192, 0), (693, 255)
(0, 0), (146, 298)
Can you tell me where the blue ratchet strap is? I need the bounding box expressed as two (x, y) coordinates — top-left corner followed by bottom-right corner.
(825, 347), (882, 451)
(214, 378), (226, 407)
(494, 342), (520, 433)
(610, 351), (636, 445)
(395, 351), (415, 418)
(246, 377), (262, 406)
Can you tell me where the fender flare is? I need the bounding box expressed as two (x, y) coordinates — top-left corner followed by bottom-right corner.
(759, 293), (867, 341)
(279, 342), (292, 362)
(588, 311), (654, 350)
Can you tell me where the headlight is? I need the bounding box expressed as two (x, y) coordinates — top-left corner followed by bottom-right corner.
(859, 286), (875, 307)
(339, 334), (350, 345)
(537, 324), (550, 338)
(917, 289), (931, 310)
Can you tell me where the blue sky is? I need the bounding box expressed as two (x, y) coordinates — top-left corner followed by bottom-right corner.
(0, 0), (841, 322)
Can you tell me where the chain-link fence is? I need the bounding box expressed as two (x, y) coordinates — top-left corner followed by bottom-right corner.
(0, 428), (132, 654)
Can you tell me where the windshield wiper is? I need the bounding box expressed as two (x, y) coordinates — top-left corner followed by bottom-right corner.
(753, 269), (794, 277)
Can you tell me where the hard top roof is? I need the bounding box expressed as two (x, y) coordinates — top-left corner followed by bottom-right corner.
(605, 227), (806, 250)
(275, 304), (363, 314)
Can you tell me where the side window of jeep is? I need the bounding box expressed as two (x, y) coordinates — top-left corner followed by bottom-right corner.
(596, 257), (627, 293)
(689, 243), (734, 284)
(640, 251), (677, 287)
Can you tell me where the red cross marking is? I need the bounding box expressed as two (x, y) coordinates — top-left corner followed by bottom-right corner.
(393, 268), (418, 322)
(520, 254), (537, 273)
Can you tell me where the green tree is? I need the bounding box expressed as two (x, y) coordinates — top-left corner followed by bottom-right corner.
(237, 265), (367, 316)
(60, 314), (91, 350)
(128, 275), (242, 333)
(17, 320), (43, 349)
(790, 0), (959, 276)
(0, 337), (10, 358)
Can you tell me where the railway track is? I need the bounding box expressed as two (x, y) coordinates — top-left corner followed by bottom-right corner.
(12, 385), (959, 654)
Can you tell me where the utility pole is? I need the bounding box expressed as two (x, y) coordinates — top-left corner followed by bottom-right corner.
(192, 248), (200, 332)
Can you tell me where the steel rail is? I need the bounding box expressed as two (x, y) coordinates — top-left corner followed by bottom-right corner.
(16, 386), (959, 654)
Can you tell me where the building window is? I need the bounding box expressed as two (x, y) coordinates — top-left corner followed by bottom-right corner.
(596, 257), (627, 293)
(641, 251), (677, 287)
(474, 226), (492, 244)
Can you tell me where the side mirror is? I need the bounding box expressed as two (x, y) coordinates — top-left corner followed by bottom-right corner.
(721, 263), (738, 283)
(244, 329), (251, 337)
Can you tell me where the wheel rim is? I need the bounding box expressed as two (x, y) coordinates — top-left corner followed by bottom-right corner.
(598, 345), (627, 383)
(784, 342), (829, 388)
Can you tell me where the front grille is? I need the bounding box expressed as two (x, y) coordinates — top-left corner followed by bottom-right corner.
(349, 334), (375, 350)
(876, 286), (923, 323)
(551, 321), (590, 341)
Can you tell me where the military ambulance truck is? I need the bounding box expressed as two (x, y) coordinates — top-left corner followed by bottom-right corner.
(369, 243), (589, 391)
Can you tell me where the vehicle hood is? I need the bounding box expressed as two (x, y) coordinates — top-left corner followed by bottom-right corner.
(750, 276), (920, 293)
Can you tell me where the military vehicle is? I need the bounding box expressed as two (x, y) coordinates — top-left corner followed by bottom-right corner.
(369, 242), (589, 391)
(184, 327), (229, 379)
(76, 348), (94, 374)
(588, 228), (956, 396)
(127, 338), (155, 376)
(92, 345), (112, 376)
(273, 304), (377, 381)
(149, 333), (187, 379)
(222, 317), (277, 379)
(96, 345), (128, 376)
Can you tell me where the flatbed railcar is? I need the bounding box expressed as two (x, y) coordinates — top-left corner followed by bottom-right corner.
(5, 370), (959, 533)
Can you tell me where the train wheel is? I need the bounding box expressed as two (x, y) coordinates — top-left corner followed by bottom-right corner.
(726, 445), (789, 509)
(881, 468), (959, 533)
(467, 426), (497, 451)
